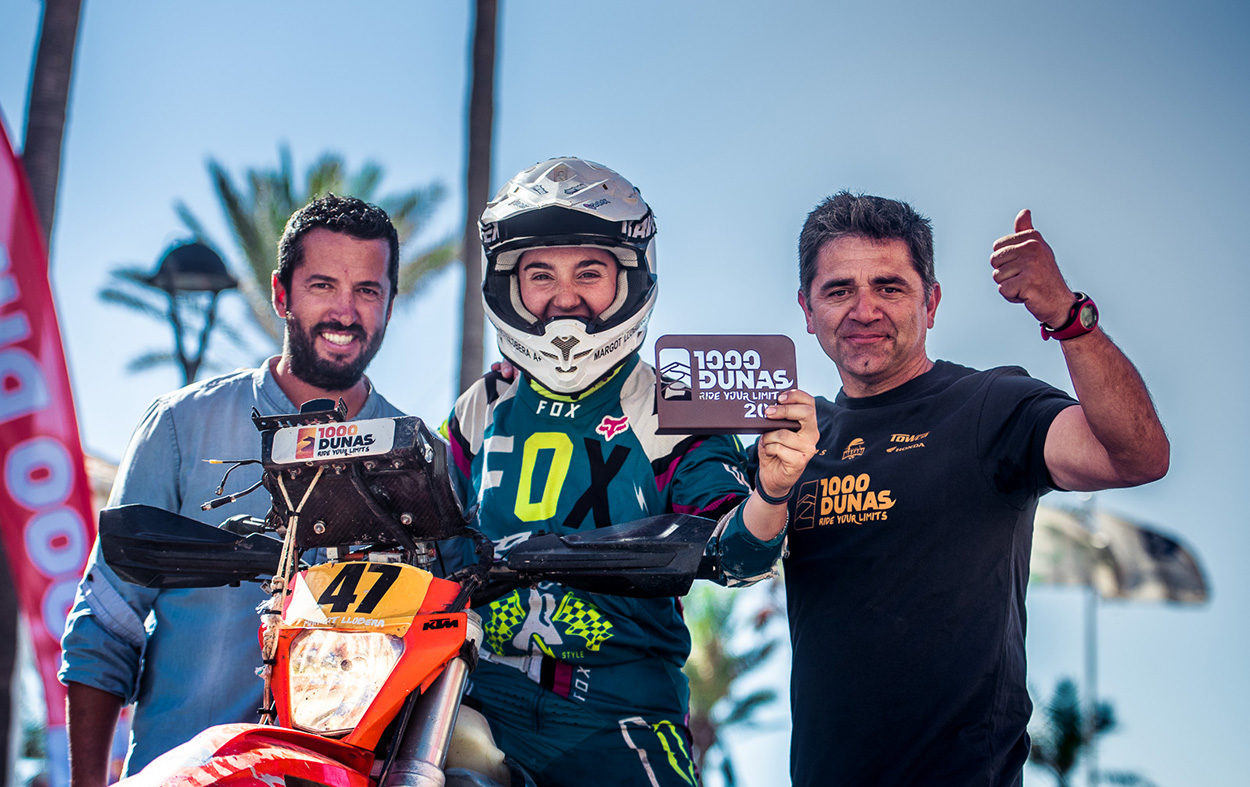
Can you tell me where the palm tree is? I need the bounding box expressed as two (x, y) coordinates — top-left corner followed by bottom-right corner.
(101, 147), (458, 378)
(1029, 678), (1154, 787)
(1029, 679), (1112, 787)
(12, 2), (86, 776)
(683, 580), (785, 786)
(181, 146), (458, 345)
(21, 0), (83, 247)
(457, 0), (499, 393)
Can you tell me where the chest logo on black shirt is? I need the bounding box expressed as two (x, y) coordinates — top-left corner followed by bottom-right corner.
(794, 472), (895, 530)
(885, 431), (929, 453)
(841, 438), (866, 460)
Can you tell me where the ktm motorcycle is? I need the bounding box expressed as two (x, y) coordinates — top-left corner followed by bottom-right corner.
(99, 400), (726, 787)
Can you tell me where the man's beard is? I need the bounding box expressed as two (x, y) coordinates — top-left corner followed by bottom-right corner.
(284, 313), (385, 391)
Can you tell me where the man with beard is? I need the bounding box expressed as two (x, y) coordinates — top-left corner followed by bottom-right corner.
(59, 194), (405, 786)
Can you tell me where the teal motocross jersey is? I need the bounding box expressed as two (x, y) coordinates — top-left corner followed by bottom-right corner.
(441, 355), (783, 715)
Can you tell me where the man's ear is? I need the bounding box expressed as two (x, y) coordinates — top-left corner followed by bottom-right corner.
(798, 289), (816, 335)
(271, 271), (287, 317)
(926, 282), (942, 329)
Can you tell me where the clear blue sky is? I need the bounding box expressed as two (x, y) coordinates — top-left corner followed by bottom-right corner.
(3, 2), (1247, 785)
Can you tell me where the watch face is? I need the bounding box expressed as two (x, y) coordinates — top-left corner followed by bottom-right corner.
(1078, 302), (1097, 329)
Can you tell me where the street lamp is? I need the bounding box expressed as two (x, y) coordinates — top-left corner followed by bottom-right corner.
(141, 241), (237, 384)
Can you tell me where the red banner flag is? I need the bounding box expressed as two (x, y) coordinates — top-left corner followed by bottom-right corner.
(0, 115), (94, 786)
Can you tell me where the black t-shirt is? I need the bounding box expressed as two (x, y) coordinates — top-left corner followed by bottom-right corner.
(784, 361), (1076, 786)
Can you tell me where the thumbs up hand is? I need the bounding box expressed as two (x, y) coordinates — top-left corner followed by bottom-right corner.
(990, 209), (1076, 328)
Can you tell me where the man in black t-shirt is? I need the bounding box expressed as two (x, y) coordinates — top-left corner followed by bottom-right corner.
(775, 192), (1169, 786)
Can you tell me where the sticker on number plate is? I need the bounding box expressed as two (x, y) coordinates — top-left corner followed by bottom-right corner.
(270, 418), (396, 464)
(284, 562), (433, 634)
(655, 334), (799, 434)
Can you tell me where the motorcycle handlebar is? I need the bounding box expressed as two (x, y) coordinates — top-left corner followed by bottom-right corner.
(99, 505), (723, 598)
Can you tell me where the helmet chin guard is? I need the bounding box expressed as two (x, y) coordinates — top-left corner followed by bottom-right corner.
(480, 157), (658, 394)
(489, 295), (656, 394)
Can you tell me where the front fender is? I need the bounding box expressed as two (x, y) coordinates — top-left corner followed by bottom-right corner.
(116, 723), (374, 787)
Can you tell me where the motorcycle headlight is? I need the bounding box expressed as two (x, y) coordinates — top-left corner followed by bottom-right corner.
(287, 629), (404, 734)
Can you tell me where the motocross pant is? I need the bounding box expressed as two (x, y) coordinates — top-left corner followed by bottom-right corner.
(466, 663), (699, 787)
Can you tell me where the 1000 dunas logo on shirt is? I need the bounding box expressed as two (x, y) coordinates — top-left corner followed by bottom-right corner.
(794, 472), (895, 530)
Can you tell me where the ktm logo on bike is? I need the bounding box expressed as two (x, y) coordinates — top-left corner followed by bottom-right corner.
(422, 617), (460, 631)
(596, 414), (629, 441)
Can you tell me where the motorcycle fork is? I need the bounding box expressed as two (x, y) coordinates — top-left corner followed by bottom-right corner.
(380, 611), (483, 787)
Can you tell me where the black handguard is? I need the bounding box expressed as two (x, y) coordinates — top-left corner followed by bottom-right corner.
(99, 504), (285, 589)
(475, 513), (721, 603)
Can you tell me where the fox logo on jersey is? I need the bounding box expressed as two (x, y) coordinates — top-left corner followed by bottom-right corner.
(596, 414), (630, 441)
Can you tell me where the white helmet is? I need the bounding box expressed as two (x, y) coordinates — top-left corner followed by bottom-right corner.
(480, 157), (657, 394)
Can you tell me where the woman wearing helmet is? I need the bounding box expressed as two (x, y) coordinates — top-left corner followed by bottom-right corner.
(441, 157), (817, 786)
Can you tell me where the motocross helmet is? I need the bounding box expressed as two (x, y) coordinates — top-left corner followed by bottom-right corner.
(480, 157), (657, 394)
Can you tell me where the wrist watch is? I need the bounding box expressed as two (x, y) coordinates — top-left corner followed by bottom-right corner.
(1041, 292), (1098, 341)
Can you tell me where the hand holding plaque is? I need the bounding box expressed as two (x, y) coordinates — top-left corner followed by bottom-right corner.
(655, 335), (800, 434)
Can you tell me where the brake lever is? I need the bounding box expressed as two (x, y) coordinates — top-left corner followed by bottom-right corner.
(220, 514), (276, 538)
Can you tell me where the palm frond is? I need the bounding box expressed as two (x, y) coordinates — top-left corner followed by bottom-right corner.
(380, 182), (448, 234)
(719, 689), (777, 727)
(347, 161), (384, 200)
(97, 287), (166, 321)
(396, 238), (459, 299)
(732, 639), (779, 675)
(107, 264), (156, 285)
(173, 200), (212, 241)
(209, 158), (270, 284)
(305, 153), (346, 199)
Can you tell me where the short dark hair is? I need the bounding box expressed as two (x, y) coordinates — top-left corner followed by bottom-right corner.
(798, 191), (936, 300)
(277, 194), (400, 302)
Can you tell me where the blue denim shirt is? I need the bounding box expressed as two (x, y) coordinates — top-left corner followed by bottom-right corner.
(58, 360), (403, 775)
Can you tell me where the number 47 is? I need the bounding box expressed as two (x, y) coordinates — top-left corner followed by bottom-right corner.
(316, 562), (402, 614)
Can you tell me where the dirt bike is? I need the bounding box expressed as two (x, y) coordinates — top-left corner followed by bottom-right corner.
(98, 399), (726, 787)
